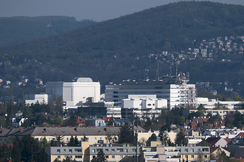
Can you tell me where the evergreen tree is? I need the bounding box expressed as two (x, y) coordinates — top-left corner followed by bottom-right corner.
(74, 136), (79, 146)
(12, 136), (22, 162)
(146, 133), (157, 146)
(175, 129), (187, 146)
(97, 149), (107, 162)
(21, 134), (39, 162)
(40, 137), (50, 148)
(0, 143), (11, 162)
(118, 123), (135, 144)
(144, 117), (152, 131)
(91, 156), (98, 162)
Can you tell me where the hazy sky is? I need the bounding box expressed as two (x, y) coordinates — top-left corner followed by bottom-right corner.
(1, 0), (244, 22)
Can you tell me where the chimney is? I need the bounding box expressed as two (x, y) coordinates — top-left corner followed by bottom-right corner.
(1, 129), (4, 133)
(20, 128), (24, 132)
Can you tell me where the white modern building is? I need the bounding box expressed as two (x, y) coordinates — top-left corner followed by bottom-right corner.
(121, 95), (167, 119)
(45, 77), (100, 107)
(195, 97), (242, 109)
(105, 76), (196, 109)
(25, 93), (48, 105)
(105, 102), (122, 118)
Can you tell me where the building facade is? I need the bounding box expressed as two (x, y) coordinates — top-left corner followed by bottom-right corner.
(46, 77), (100, 107)
(105, 77), (195, 109)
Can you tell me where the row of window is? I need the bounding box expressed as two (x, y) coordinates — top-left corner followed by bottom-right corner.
(183, 148), (209, 153)
(57, 149), (82, 153)
(184, 154), (208, 159)
(93, 155), (128, 159)
(57, 155), (82, 159)
(91, 148), (135, 153)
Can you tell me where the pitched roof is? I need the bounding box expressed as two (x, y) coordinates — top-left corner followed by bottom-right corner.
(237, 132), (244, 138)
(31, 126), (121, 136)
(224, 137), (231, 143)
(205, 137), (221, 145)
(210, 147), (219, 154)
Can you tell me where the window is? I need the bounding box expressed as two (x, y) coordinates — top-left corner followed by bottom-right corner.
(75, 149), (82, 152)
(204, 155), (208, 158)
(114, 137), (117, 140)
(57, 149), (60, 153)
(120, 155), (123, 159)
(202, 148), (209, 151)
(92, 149), (95, 153)
(185, 149), (188, 152)
(111, 149), (115, 152)
(125, 149), (128, 152)
(185, 155), (188, 158)
(95, 137), (97, 140)
(75, 156), (82, 158)
(66, 137), (69, 141)
(117, 148), (123, 152)
(191, 155), (194, 158)
(58, 156), (61, 159)
(70, 156), (72, 158)
(93, 156), (96, 158)
(69, 149), (72, 153)
(64, 149), (66, 152)
(100, 137), (102, 140)
(105, 149), (109, 152)
(106, 155), (109, 158)
(191, 149), (194, 152)
(112, 155), (115, 159)
(132, 149), (136, 152)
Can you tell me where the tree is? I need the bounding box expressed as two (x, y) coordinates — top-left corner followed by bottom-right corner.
(21, 134), (39, 162)
(55, 95), (63, 115)
(159, 131), (169, 146)
(118, 123), (135, 144)
(146, 133), (157, 146)
(12, 136), (22, 162)
(144, 117), (152, 131)
(0, 143), (11, 162)
(175, 129), (187, 146)
(92, 150), (107, 162)
(40, 137), (50, 148)
(106, 132), (112, 143)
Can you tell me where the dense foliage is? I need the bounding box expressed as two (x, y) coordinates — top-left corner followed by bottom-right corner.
(0, 16), (96, 47)
(1, 1), (244, 95)
(0, 135), (48, 162)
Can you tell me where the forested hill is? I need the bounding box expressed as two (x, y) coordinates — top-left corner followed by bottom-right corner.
(1, 1), (244, 94)
(0, 16), (96, 47)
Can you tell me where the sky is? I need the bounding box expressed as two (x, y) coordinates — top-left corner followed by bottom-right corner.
(1, 0), (244, 22)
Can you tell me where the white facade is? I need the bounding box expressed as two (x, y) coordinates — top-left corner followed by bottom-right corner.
(195, 97), (242, 109)
(105, 102), (121, 118)
(123, 95), (167, 109)
(105, 78), (195, 109)
(25, 94), (48, 105)
(45, 77), (100, 106)
(121, 95), (167, 119)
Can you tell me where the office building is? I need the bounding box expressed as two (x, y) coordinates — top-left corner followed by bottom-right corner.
(105, 75), (195, 109)
(46, 77), (100, 107)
